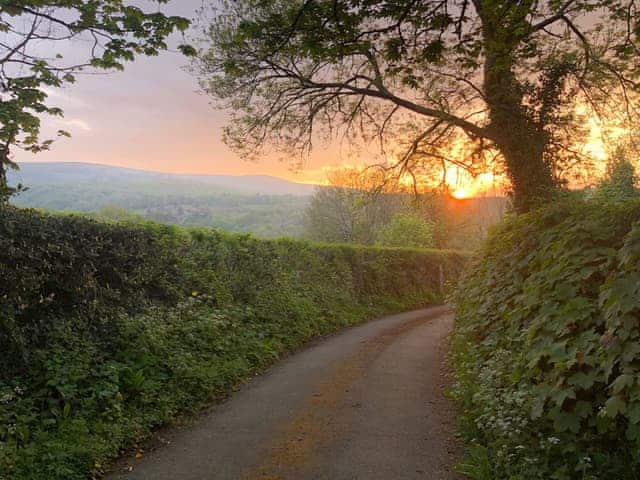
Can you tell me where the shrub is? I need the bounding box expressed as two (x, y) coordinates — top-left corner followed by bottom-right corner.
(0, 206), (466, 479)
(592, 148), (638, 203)
(375, 212), (435, 248)
(0, 208), (182, 375)
(452, 196), (640, 479)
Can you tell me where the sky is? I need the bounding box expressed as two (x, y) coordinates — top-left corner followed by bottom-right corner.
(11, 1), (618, 195)
(14, 0), (349, 184)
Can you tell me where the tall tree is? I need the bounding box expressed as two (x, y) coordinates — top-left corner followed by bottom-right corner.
(304, 168), (402, 243)
(196, 0), (640, 211)
(0, 1), (194, 200)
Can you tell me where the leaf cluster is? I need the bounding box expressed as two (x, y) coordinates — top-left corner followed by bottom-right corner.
(0, 0), (192, 187)
(452, 195), (640, 478)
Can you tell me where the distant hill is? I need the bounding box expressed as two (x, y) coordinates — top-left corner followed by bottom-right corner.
(7, 162), (508, 244)
(9, 162), (317, 196)
(8, 162), (315, 238)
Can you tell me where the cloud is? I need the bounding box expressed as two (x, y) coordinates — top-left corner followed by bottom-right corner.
(57, 118), (92, 132)
(41, 87), (89, 109)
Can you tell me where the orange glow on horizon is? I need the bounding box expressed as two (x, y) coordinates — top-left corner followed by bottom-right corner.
(37, 108), (624, 197)
(446, 169), (509, 199)
(450, 186), (472, 199)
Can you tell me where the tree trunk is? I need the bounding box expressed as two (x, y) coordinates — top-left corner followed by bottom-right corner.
(480, 1), (557, 212)
(490, 113), (556, 213)
(0, 146), (9, 204)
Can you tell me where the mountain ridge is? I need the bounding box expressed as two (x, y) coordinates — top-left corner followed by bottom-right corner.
(10, 162), (318, 196)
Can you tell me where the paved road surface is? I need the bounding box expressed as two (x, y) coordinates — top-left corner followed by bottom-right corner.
(107, 306), (462, 480)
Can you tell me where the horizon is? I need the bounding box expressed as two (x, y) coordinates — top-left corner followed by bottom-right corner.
(15, 160), (325, 184)
(6, 0), (512, 199)
(10, 0), (369, 187)
(13, 161), (511, 199)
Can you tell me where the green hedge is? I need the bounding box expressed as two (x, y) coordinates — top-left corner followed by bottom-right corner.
(452, 196), (640, 479)
(0, 207), (465, 480)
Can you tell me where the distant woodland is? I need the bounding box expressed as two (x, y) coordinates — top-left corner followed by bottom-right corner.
(9, 163), (312, 238)
(10, 163), (507, 249)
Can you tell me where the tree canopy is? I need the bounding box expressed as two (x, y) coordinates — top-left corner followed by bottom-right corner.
(0, 0), (193, 199)
(303, 168), (402, 244)
(196, 0), (640, 211)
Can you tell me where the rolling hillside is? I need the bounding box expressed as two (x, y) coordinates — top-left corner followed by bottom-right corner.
(9, 162), (316, 196)
(8, 162), (508, 244)
(9, 163), (314, 238)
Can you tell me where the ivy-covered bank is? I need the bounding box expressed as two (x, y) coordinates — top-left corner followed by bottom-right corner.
(452, 197), (640, 479)
(0, 207), (465, 480)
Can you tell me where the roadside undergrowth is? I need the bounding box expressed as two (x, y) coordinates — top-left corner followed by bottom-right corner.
(452, 195), (640, 479)
(0, 206), (466, 480)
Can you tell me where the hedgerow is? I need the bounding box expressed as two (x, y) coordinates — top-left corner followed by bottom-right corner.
(0, 206), (465, 480)
(452, 195), (640, 479)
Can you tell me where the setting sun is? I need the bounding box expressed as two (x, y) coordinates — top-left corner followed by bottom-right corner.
(445, 168), (510, 199)
(451, 186), (472, 199)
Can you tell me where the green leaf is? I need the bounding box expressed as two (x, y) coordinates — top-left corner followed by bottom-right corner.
(552, 408), (581, 433)
(604, 395), (627, 418)
(568, 371), (597, 390)
(551, 387), (576, 407)
(610, 373), (634, 395)
(628, 403), (640, 424)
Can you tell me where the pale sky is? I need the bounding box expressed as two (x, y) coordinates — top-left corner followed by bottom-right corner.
(12, 1), (618, 193)
(14, 0), (355, 184)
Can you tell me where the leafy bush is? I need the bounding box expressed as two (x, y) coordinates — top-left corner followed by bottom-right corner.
(591, 148), (638, 203)
(0, 206), (465, 480)
(452, 195), (640, 479)
(376, 212), (435, 248)
(0, 208), (182, 376)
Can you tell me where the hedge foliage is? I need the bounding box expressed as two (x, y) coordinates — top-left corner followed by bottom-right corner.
(0, 206), (465, 480)
(452, 196), (640, 479)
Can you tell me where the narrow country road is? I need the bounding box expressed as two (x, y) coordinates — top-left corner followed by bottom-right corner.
(107, 306), (462, 480)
